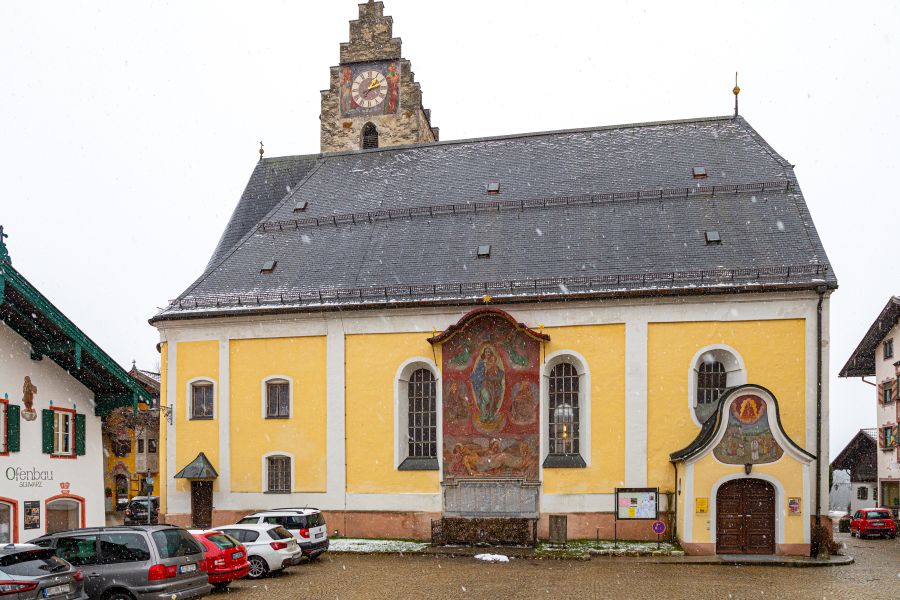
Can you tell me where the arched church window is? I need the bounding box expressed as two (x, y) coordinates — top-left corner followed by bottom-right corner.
(407, 368), (437, 460)
(362, 122), (379, 149)
(690, 346), (745, 424)
(548, 362), (580, 456)
(697, 360), (727, 413)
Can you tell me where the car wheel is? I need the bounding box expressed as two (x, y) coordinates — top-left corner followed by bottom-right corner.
(247, 556), (269, 579)
(103, 591), (135, 600)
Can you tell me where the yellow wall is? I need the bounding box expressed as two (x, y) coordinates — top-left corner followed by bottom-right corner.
(159, 343), (167, 514)
(229, 337), (327, 493)
(647, 320), (806, 488)
(542, 324), (626, 494)
(689, 454), (806, 544)
(175, 340), (219, 493)
(345, 333), (441, 494)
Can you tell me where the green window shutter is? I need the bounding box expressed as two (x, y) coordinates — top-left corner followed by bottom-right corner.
(7, 405), (20, 453)
(42, 409), (54, 454)
(75, 413), (86, 456)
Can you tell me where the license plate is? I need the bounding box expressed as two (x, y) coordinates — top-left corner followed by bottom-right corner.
(179, 563), (197, 574)
(43, 584), (71, 598)
(315, 532), (324, 539)
(232, 551), (244, 559)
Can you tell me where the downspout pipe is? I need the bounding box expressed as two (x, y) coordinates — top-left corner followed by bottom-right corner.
(814, 286), (826, 556)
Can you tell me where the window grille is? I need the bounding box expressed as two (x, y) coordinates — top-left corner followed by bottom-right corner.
(697, 360), (727, 409)
(407, 369), (437, 459)
(362, 123), (379, 149)
(549, 363), (579, 455)
(267, 456), (291, 493)
(266, 380), (290, 418)
(191, 383), (214, 419)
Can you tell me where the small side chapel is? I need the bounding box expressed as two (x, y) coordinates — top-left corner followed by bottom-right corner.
(154, 2), (837, 556)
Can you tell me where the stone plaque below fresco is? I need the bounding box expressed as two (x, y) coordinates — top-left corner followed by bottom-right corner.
(713, 394), (784, 465)
(443, 480), (540, 518)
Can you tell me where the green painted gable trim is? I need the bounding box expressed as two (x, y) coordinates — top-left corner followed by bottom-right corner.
(0, 257), (153, 415)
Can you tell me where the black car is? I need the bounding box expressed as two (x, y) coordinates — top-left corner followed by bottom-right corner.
(123, 496), (160, 525)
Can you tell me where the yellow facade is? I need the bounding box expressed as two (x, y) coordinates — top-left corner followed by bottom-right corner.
(345, 332), (441, 494)
(229, 337), (327, 493)
(159, 343), (168, 514)
(542, 324), (626, 494)
(175, 340), (219, 493)
(647, 319), (806, 489)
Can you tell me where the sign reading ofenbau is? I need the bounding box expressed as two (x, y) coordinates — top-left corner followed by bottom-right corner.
(6, 467), (55, 488)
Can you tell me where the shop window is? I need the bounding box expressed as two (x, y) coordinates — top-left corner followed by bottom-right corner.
(689, 346), (746, 424)
(857, 486), (868, 500)
(395, 361), (439, 471)
(266, 455), (291, 493)
(0, 501), (14, 544)
(190, 382), (214, 420)
(543, 353), (589, 468)
(46, 498), (83, 533)
(265, 379), (290, 419)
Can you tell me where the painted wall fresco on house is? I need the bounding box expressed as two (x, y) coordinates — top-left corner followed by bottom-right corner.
(441, 313), (541, 482)
(713, 394), (784, 465)
(339, 61), (400, 117)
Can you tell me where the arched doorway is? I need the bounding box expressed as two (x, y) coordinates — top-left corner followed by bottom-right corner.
(45, 496), (85, 534)
(716, 478), (775, 554)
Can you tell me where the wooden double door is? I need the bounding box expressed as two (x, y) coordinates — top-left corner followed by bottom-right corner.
(716, 478), (775, 554)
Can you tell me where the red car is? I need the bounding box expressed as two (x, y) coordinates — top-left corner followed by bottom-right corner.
(850, 508), (897, 539)
(191, 530), (252, 590)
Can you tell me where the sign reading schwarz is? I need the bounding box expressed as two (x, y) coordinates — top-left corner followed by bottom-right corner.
(6, 467), (55, 488)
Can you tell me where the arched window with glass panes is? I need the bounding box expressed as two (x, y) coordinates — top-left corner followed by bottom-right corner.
(407, 368), (437, 462)
(548, 362), (580, 456)
(696, 360), (727, 421)
(690, 347), (745, 424)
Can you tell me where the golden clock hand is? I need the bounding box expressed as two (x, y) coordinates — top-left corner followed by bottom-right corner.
(367, 79), (382, 91)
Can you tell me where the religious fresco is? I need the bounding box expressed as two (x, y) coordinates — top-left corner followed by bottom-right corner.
(339, 61), (401, 117)
(438, 312), (543, 482)
(713, 394), (784, 465)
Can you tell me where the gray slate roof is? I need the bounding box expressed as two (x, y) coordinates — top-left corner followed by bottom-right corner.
(840, 296), (900, 377)
(153, 115), (836, 322)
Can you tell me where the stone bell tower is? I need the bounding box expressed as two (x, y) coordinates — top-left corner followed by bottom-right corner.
(320, 1), (439, 153)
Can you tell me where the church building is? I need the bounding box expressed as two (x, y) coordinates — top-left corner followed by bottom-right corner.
(152, 1), (837, 556)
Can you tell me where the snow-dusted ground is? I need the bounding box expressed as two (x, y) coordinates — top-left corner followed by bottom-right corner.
(329, 538), (429, 553)
(474, 554), (510, 562)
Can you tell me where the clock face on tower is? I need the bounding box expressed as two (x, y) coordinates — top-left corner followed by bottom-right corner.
(339, 61), (400, 117)
(351, 70), (387, 109)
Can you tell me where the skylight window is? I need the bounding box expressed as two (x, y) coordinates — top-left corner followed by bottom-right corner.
(705, 231), (722, 245)
(477, 245), (491, 258)
(293, 200), (308, 212)
(692, 167), (708, 179)
(260, 260), (278, 274)
(486, 182), (501, 195)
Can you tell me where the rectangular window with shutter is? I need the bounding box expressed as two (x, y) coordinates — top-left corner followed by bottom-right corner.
(43, 408), (82, 458)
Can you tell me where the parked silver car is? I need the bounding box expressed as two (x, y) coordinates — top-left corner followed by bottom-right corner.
(0, 543), (85, 600)
(33, 525), (211, 600)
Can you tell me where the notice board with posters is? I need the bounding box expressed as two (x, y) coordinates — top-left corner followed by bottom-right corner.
(615, 488), (659, 520)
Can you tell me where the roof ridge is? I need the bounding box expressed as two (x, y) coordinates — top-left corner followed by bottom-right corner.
(264, 115), (738, 162)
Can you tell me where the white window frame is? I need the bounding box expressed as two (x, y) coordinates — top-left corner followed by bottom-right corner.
(261, 451), (294, 494)
(187, 378), (216, 421)
(393, 357), (441, 470)
(261, 376), (293, 419)
(687, 344), (747, 427)
(541, 350), (591, 468)
(52, 409), (74, 457)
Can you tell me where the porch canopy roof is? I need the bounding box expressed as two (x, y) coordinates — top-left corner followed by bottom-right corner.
(174, 452), (219, 480)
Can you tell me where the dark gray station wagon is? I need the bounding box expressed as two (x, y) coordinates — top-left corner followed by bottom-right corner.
(33, 525), (211, 600)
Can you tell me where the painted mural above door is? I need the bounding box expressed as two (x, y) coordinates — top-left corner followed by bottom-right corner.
(430, 308), (549, 483)
(713, 393), (784, 465)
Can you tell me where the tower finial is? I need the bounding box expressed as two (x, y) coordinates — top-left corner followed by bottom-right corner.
(258, 141), (265, 161)
(733, 72), (741, 117)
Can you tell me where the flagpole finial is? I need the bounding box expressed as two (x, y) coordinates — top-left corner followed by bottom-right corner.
(733, 72), (741, 117)
(258, 141), (265, 161)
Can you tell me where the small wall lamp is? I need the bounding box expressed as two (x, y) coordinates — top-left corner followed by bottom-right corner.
(744, 463), (753, 475)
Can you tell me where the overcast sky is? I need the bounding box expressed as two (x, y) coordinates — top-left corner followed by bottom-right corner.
(1, 1), (898, 456)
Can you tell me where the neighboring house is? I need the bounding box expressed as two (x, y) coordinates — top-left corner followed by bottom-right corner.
(840, 297), (900, 517)
(103, 364), (160, 511)
(830, 429), (878, 514)
(152, 2), (837, 556)
(0, 230), (153, 542)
